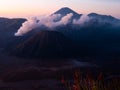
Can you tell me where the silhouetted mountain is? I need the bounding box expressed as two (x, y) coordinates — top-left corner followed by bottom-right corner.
(0, 18), (26, 48)
(88, 13), (120, 23)
(0, 17), (26, 31)
(54, 7), (81, 19)
(13, 30), (75, 58)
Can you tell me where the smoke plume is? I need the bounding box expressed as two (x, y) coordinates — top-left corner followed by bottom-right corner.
(14, 12), (120, 36)
(73, 14), (90, 25)
(15, 13), (73, 36)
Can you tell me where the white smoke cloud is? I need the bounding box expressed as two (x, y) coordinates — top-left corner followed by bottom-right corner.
(15, 13), (73, 36)
(73, 14), (90, 25)
(15, 17), (40, 36)
(56, 13), (73, 25)
(36, 14), (61, 28)
(14, 13), (120, 36)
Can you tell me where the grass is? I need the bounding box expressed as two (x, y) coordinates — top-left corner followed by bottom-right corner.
(61, 70), (120, 90)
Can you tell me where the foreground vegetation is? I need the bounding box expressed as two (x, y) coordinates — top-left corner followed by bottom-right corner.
(61, 70), (120, 90)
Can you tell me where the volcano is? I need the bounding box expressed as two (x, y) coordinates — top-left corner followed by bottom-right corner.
(13, 30), (74, 58)
(54, 7), (81, 19)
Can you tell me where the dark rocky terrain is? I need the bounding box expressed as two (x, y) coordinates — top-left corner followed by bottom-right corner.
(13, 30), (75, 58)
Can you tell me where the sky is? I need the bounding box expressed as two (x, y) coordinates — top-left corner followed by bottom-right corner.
(0, 0), (120, 18)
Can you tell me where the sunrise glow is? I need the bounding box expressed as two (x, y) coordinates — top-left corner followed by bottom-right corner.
(0, 0), (120, 18)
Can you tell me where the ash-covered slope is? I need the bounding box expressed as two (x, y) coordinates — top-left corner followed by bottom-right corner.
(13, 30), (75, 58)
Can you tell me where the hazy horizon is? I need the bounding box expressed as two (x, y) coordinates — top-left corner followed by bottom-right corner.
(0, 0), (120, 19)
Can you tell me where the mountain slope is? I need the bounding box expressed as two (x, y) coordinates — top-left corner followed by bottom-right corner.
(88, 13), (120, 21)
(13, 30), (74, 58)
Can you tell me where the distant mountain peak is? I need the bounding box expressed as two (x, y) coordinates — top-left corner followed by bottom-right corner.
(54, 7), (81, 19)
(60, 7), (72, 10)
(57, 7), (75, 12)
(54, 7), (78, 15)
